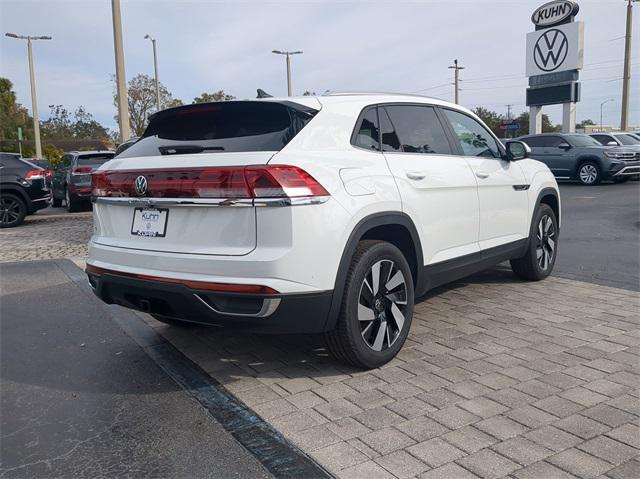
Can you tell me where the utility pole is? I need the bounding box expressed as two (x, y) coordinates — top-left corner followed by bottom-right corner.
(144, 34), (161, 111)
(448, 59), (464, 104)
(5, 33), (51, 159)
(506, 104), (513, 120)
(272, 50), (303, 96)
(111, 0), (130, 142)
(620, 0), (636, 130)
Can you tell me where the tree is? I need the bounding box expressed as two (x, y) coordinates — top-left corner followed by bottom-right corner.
(513, 112), (560, 137)
(577, 118), (595, 130)
(472, 107), (504, 136)
(115, 74), (184, 136)
(41, 105), (109, 140)
(303, 91), (317, 96)
(42, 143), (64, 167)
(0, 77), (34, 155)
(192, 90), (235, 103)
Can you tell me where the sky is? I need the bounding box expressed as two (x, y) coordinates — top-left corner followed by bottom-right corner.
(1, 0), (638, 131)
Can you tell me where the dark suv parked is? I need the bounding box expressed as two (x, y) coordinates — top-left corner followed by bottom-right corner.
(519, 133), (640, 185)
(52, 150), (114, 211)
(0, 153), (50, 228)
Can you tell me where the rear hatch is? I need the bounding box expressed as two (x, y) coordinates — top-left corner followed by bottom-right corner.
(71, 153), (115, 190)
(92, 100), (319, 256)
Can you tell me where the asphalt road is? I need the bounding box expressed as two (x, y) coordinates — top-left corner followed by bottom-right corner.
(0, 261), (273, 479)
(553, 180), (639, 291)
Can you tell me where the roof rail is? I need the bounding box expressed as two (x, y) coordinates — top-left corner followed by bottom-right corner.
(321, 90), (444, 101)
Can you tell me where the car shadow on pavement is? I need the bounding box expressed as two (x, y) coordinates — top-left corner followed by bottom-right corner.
(146, 265), (527, 386)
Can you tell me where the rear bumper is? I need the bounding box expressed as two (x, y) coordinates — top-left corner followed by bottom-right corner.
(87, 266), (334, 334)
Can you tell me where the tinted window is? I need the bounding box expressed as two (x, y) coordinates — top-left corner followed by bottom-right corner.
(119, 101), (317, 158)
(380, 107), (401, 152)
(521, 136), (543, 148)
(383, 105), (452, 154)
(443, 109), (500, 158)
(567, 135), (601, 147)
(353, 107), (380, 151)
(543, 136), (566, 147)
(77, 153), (114, 165)
(591, 134), (612, 145)
(615, 134), (640, 145)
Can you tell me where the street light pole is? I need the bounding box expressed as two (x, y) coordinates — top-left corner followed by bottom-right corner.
(272, 50), (303, 96)
(620, 0), (637, 131)
(600, 99), (614, 132)
(144, 34), (160, 111)
(5, 33), (51, 159)
(111, 0), (130, 142)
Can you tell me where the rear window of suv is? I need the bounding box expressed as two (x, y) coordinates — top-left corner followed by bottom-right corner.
(77, 153), (114, 165)
(117, 101), (318, 158)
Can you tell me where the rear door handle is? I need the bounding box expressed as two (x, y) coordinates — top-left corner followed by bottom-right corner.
(475, 171), (490, 179)
(405, 171), (426, 181)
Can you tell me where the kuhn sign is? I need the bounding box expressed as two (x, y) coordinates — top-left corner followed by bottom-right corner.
(531, 0), (579, 27)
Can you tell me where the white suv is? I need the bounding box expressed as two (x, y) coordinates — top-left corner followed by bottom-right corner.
(87, 93), (560, 369)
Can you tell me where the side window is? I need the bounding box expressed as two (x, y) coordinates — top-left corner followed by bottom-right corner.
(383, 105), (452, 154)
(521, 136), (544, 148)
(443, 109), (501, 158)
(591, 135), (609, 145)
(353, 107), (380, 151)
(545, 136), (565, 147)
(380, 107), (401, 152)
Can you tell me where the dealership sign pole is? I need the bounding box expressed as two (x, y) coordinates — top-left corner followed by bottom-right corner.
(526, 1), (583, 134)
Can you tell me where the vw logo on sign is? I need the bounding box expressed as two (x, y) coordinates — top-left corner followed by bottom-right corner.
(134, 175), (148, 196)
(533, 28), (568, 72)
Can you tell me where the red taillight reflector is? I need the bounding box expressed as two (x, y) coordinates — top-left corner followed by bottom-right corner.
(85, 264), (279, 295)
(73, 167), (93, 174)
(91, 165), (328, 200)
(25, 169), (44, 179)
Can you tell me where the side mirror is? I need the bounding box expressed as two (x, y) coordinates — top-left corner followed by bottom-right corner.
(505, 141), (530, 161)
(558, 142), (572, 150)
(606, 141), (618, 146)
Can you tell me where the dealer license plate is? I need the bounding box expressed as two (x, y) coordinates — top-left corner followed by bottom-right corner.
(131, 208), (169, 237)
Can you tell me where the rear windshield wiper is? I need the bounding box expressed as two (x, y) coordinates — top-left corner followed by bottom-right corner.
(158, 145), (225, 155)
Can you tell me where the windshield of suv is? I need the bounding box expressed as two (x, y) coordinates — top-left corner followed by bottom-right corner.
(117, 101), (318, 158)
(615, 134), (640, 145)
(568, 135), (602, 147)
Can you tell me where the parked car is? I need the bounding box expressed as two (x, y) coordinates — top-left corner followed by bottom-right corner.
(0, 153), (50, 227)
(52, 150), (115, 211)
(589, 132), (640, 149)
(518, 133), (639, 185)
(86, 94), (560, 369)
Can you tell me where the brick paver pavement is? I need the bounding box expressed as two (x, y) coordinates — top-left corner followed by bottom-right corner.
(3, 212), (639, 478)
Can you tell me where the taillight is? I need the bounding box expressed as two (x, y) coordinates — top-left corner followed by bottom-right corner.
(91, 165), (328, 200)
(25, 169), (44, 180)
(45, 169), (53, 178)
(73, 167), (93, 175)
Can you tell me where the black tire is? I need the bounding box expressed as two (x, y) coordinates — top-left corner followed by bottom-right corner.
(577, 161), (601, 185)
(151, 314), (196, 327)
(65, 187), (81, 213)
(52, 196), (62, 207)
(510, 203), (558, 281)
(0, 193), (27, 228)
(325, 240), (414, 369)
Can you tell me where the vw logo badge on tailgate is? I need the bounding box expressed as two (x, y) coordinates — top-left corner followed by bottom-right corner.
(134, 175), (148, 196)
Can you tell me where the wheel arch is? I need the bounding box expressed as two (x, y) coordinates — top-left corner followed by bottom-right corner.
(575, 155), (603, 178)
(324, 212), (425, 331)
(0, 184), (30, 207)
(535, 187), (561, 229)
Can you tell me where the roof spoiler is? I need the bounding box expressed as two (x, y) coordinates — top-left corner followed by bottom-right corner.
(257, 89), (273, 98)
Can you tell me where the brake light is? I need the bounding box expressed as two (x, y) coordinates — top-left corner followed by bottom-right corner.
(91, 165), (328, 199)
(45, 169), (53, 178)
(73, 167), (93, 175)
(25, 169), (44, 180)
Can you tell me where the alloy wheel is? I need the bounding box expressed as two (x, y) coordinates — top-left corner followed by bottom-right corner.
(357, 259), (408, 352)
(536, 214), (556, 271)
(579, 164), (598, 184)
(0, 197), (22, 226)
